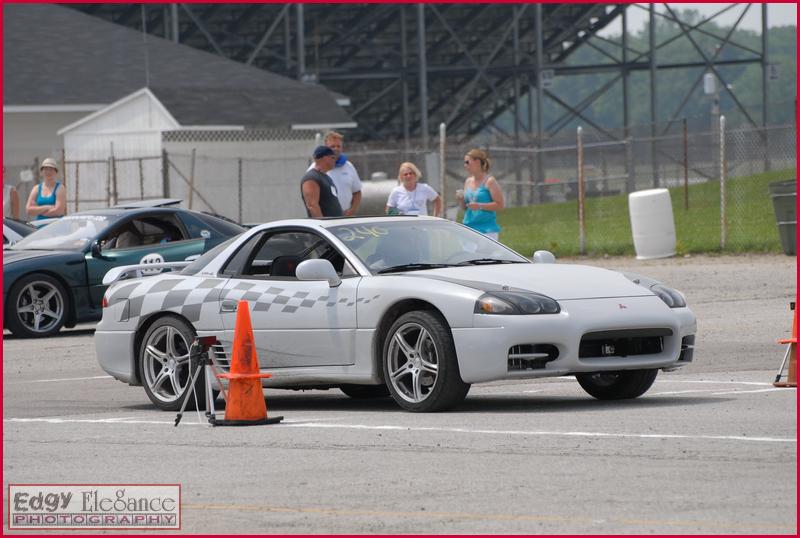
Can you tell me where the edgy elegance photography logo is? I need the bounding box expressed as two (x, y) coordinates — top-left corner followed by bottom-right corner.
(8, 484), (181, 530)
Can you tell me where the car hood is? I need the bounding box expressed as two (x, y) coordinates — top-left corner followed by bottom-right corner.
(409, 264), (653, 300)
(3, 249), (85, 266)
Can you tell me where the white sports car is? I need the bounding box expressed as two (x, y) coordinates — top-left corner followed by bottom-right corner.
(96, 216), (696, 412)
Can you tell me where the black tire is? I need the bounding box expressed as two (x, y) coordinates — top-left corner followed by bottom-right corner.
(139, 316), (208, 411)
(576, 369), (659, 400)
(5, 273), (68, 338)
(339, 384), (391, 399)
(382, 310), (470, 412)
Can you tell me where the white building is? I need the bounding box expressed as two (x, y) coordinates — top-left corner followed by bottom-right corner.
(3, 3), (353, 220)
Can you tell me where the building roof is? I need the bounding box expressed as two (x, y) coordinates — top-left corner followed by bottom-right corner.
(3, 3), (353, 129)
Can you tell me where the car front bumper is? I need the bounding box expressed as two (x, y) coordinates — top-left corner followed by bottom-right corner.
(452, 296), (696, 384)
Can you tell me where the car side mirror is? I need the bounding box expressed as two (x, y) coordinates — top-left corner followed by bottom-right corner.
(296, 259), (342, 287)
(533, 250), (556, 263)
(91, 240), (107, 259)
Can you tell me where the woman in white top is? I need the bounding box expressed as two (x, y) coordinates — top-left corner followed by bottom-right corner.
(386, 162), (442, 217)
(3, 166), (20, 219)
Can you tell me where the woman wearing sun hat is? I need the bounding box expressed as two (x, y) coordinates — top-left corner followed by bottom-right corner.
(26, 157), (66, 220)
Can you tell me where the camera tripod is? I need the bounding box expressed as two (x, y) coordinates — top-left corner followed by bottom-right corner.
(174, 335), (283, 427)
(174, 336), (222, 427)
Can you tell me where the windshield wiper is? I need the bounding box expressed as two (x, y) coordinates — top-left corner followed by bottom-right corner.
(455, 258), (524, 266)
(376, 263), (452, 274)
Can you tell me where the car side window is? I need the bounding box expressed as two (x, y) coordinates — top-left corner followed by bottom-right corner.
(226, 230), (356, 280)
(101, 215), (188, 251)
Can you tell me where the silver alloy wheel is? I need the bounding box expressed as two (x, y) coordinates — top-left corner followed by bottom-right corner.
(15, 280), (64, 334)
(386, 321), (440, 403)
(142, 325), (192, 405)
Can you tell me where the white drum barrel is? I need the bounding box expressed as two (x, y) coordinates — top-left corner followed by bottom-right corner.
(357, 179), (398, 216)
(628, 188), (676, 260)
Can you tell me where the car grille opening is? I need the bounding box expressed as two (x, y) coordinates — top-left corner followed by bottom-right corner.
(678, 335), (695, 362)
(508, 344), (559, 371)
(579, 328), (672, 359)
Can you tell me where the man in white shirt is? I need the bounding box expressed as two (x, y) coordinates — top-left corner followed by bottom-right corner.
(311, 131), (362, 216)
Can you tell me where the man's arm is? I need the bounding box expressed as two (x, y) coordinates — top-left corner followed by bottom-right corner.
(346, 191), (362, 216)
(301, 180), (323, 218)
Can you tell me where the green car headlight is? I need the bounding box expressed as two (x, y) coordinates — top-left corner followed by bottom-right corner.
(475, 292), (560, 315)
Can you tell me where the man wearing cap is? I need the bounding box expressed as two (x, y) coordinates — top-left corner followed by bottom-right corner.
(301, 146), (343, 218)
(307, 131), (362, 216)
(26, 157), (66, 220)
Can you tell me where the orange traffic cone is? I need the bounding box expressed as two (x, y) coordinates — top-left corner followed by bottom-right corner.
(215, 300), (283, 425)
(773, 300), (797, 388)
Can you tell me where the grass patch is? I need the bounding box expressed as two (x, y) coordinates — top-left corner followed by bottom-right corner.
(496, 169), (795, 257)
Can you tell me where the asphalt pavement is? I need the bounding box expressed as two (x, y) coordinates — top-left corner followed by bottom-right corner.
(3, 254), (797, 534)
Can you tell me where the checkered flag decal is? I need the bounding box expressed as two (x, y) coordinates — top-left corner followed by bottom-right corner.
(108, 276), (380, 324)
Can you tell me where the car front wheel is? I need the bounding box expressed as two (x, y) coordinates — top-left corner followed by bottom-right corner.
(383, 310), (470, 412)
(576, 369), (659, 400)
(6, 273), (68, 338)
(139, 316), (207, 411)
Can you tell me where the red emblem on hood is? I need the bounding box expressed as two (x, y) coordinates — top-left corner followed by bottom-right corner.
(619, 303), (628, 309)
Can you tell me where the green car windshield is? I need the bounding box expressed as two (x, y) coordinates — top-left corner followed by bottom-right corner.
(328, 220), (528, 273)
(11, 215), (113, 251)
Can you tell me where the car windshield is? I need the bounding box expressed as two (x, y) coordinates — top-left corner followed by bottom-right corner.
(11, 215), (112, 251)
(329, 219), (528, 274)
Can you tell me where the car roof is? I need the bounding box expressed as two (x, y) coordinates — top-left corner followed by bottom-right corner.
(111, 198), (183, 209)
(3, 217), (36, 229)
(247, 215), (438, 232)
(69, 206), (184, 218)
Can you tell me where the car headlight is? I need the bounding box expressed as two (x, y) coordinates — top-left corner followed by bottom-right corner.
(650, 284), (686, 308)
(474, 292), (560, 315)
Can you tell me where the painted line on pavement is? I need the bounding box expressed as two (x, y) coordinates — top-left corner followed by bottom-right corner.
(24, 375), (112, 383)
(6, 417), (794, 444)
(661, 379), (774, 386)
(712, 388), (788, 395)
(181, 502), (796, 532)
(652, 389), (718, 396)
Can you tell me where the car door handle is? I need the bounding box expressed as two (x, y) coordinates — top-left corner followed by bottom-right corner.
(220, 300), (238, 312)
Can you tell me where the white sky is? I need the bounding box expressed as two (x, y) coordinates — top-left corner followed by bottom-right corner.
(598, 3), (797, 37)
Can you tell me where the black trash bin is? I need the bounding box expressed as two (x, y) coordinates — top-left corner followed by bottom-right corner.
(769, 179), (797, 256)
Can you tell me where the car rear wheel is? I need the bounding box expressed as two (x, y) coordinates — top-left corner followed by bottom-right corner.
(339, 384), (391, 399)
(383, 311), (470, 412)
(139, 316), (208, 411)
(6, 273), (68, 338)
(576, 369), (659, 400)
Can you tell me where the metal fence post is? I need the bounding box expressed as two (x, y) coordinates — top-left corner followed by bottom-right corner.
(74, 162), (80, 212)
(719, 115), (727, 250)
(238, 158), (243, 224)
(188, 147), (196, 210)
(577, 126), (586, 255)
(162, 149), (170, 197)
(625, 137), (635, 194)
(439, 122), (447, 219)
(60, 149), (67, 214)
(683, 117), (689, 210)
(109, 142), (118, 206)
(138, 158), (145, 200)
(106, 156), (113, 207)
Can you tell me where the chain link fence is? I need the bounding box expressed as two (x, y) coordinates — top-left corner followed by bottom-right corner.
(15, 118), (794, 257)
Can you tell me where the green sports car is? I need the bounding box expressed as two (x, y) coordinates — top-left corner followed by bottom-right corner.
(3, 201), (244, 338)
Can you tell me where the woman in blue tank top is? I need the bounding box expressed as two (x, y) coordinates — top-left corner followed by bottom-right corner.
(457, 148), (505, 241)
(26, 158), (66, 220)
